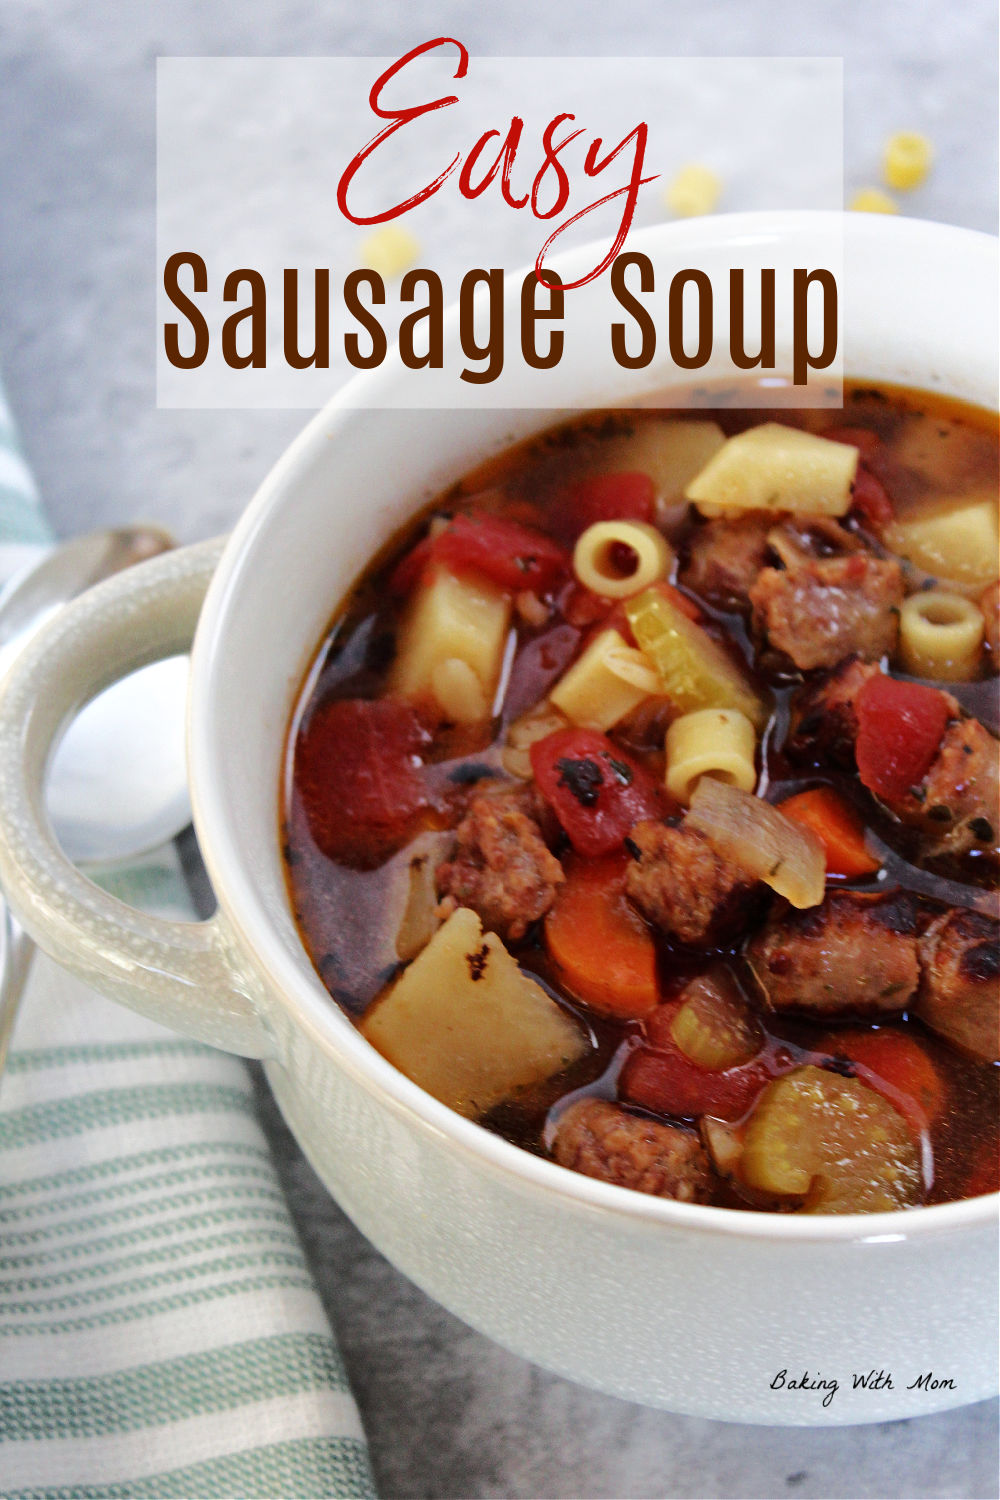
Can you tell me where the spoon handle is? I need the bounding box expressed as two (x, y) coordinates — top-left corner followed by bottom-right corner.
(0, 899), (36, 1096)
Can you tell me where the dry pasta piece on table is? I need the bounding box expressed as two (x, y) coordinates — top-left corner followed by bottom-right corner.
(883, 132), (933, 191)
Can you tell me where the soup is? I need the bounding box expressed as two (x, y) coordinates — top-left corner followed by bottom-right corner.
(282, 383), (999, 1215)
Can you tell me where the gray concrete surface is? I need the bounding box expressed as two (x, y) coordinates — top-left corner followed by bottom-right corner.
(2, 3), (998, 1496)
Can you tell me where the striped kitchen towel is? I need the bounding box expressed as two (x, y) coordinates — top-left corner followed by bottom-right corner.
(0, 379), (377, 1499)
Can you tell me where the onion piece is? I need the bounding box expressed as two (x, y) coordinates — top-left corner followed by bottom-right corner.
(688, 777), (826, 909)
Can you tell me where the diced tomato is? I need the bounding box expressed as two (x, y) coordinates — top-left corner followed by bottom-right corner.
(576, 602), (640, 657)
(855, 675), (951, 802)
(850, 465), (895, 533)
(389, 512), (568, 596)
(822, 428), (894, 532)
(555, 471), (656, 540)
(388, 535), (435, 594)
(816, 1028), (945, 1136)
(620, 1003), (771, 1121)
(545, 853), (659, 1018)
(529, 727), (663, 857)
(778, 787), (880, 879)
(295, 698), (430, 866)
(561, 583), (618, 628)
(563, 580), (698, 640)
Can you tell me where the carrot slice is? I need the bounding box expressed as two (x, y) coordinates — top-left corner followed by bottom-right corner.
(544, 852), (659, 1018)
(818, 1028), (945, 1134)
(778, 787), (880, 879)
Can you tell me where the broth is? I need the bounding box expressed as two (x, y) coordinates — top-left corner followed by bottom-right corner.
(283, 382), (999, 1214)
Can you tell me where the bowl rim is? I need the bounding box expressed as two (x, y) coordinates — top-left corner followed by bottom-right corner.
(190, 209), (1000, 1245)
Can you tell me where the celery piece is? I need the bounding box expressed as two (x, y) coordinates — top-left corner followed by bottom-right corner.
(625, 587), (766, 728)
(670, 973), (760, 1071)
(741, 1066), (922, 1213)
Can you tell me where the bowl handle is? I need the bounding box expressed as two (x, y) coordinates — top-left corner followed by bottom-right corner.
(0, 537), (273, 1060)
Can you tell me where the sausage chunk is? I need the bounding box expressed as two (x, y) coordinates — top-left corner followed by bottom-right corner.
(786, 656), (881, 768)
(916, 908), (1000, 1062)
(746, 891), (920, 1016)
(749, 553), (903, 670)
(906, 718), (1000, 861)
(436, 784), (564, 941)
(552, 1098), (712, 1202)
(680, 515), (773, 605)
(624, 819), (764, 948)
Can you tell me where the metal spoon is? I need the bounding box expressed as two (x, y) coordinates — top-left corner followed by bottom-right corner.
(0, 526), (190, 1083)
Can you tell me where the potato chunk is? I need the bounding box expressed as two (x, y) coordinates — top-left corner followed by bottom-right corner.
(884, 491), (999, 591)
(598, 419), (726, 513)
(685, 423), (859, 516)
(361, 907), (589, 1117)
(390, 564), (511, 721)
(550, 628), (660, 730)
(740, 1066), (922, 1213)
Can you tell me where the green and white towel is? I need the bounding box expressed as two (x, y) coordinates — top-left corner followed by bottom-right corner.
(0, 381), (377, 1499)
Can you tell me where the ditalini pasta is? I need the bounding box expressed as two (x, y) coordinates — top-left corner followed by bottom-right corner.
(665, 707), (758, 804)
(572, 520), (672, 598)
(390, 563), (511, 721)
(898, 590), (985, 681)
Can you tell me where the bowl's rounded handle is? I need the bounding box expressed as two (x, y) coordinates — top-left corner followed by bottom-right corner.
(0, 537), (273, 1060)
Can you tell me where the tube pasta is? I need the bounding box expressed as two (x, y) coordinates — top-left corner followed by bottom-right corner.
(572, 520), (672, 599)
(898, 590), (985, 681)
(550, 628), (661, 730)
(665, 708), (757, 804)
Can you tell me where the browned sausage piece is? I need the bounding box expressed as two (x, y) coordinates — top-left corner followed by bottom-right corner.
(906, 718), (1000, 861)
(786, 656), (880, 768)
(746, 891), (920, 1016)
(916, 908), (1000, 1063)
(552, 1098), (712, 1202)
(624, 819), (764, 948)
(749, 554), (903, 671)
(436, 784), (564, 942)
(680, 515), (773, 606)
